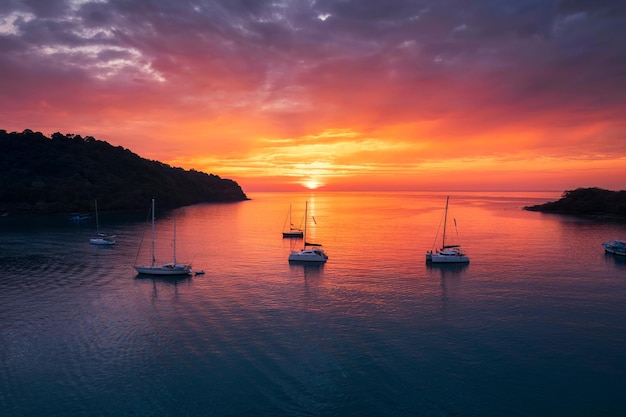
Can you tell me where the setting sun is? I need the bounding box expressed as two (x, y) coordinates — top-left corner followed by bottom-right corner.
(302, 179), (323, 189)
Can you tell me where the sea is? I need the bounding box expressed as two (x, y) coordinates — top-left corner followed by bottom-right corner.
(1, 191), (625, 417)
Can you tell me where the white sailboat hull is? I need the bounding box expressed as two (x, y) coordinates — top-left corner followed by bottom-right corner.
(134, 263), (192, 275)
(89, 237), (115, 245)
(430, 253), (470, 263)
(288, 248), (328, 263)
(283, 231), (304, 238)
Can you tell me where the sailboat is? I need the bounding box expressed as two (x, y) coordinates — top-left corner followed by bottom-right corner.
(134, 199), (192, 275)
(426, 196), (469, 263)
(282, 204), (304, 238)
(288, 201), (328, 263)
(89, 199), (116, 245)
(603, 240), (626, 256)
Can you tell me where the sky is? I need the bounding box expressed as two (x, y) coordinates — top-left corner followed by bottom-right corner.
(1, 0), (625, 192)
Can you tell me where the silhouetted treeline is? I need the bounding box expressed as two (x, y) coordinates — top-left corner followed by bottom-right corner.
(525, 187), (626, 217)
(0, 129), (248, 214)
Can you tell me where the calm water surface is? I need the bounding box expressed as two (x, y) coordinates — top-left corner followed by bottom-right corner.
(1, 192), (625, 416)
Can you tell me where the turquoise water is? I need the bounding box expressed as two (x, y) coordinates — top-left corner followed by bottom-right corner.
(1, 192), (625, 416)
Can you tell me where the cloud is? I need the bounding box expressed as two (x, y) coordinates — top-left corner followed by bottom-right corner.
(0, 0), (624, 190)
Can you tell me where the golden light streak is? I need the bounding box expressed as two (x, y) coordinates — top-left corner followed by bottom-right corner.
(302, 179), (323, 189)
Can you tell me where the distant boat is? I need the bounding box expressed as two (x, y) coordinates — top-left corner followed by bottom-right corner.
(282, 204), (304, 238)
(288, 201), (328, 263)
(603, 240), (626, 256)
(134, 199), (192, 276)
(89, 199), (116, 246)
(68, 212), (90, 221)
(426, 196), (469, 264)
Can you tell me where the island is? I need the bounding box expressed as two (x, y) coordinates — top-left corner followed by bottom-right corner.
(524, 187), (626, 218)
(0, 129), (248, 214)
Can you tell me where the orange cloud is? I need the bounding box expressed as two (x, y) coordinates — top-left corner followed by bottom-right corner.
(1, 1), (624, 192)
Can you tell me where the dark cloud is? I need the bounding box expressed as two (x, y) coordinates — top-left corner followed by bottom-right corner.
(20, 0), (67, 18)
(558, 0), (626, 16)
(0, 0), (624, 136)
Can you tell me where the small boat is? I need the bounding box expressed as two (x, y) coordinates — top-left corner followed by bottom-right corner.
(426, 196), (469, 264)
(68, 212), (90, 221)
(282, 204), (304, 238)
(89, 199), (115, 246)
(134, 199), (192, 276)
(603, 240), (626, 256)
(90, 233), (116, 246)
(288, 201), (328, 263)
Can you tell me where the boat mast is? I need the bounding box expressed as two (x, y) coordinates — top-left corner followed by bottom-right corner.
(173, 217), (177, 264)
(442, 196), (449, 248)
(94, 199), (99, 234)
(151, 199), (155, 267)
(303, 201), (308, 248)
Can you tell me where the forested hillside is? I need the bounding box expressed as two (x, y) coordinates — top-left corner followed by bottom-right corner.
(525, 187), (626, 218)
(0, 129), (248, 214)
